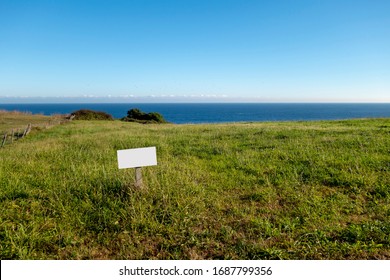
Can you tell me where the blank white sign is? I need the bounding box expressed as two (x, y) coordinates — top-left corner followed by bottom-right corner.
(117, 147), (157, 169)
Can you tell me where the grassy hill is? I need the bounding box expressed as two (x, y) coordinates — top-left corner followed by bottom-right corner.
(0, 117), (389, 259)
(0, 110), (55, 134)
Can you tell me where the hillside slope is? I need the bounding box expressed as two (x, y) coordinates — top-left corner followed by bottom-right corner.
(1, 119), (389, 259)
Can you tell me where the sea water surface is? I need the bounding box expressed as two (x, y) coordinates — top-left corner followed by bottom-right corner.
(1, 103), (390, 124)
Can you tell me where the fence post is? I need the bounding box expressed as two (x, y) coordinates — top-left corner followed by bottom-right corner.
(22, 123), (32, 137)
(26, 123), (32, 135)
(1, 133), (7, 147)
(11, 129), (14, 143)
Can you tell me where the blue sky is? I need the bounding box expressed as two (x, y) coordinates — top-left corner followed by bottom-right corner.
(0, 0), (389, 102)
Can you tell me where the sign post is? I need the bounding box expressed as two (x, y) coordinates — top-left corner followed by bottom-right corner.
(117, 147), (157, 190)
(135, 167), (143, 189)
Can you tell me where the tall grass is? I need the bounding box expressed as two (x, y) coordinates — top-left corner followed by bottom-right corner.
(0, 110), (61, 134)
(0, 118), (389, 259)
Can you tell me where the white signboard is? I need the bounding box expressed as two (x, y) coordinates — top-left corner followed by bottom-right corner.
(117, 147), (157, 169)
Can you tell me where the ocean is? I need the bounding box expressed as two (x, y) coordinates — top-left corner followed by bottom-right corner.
(1, 103), (390, 124)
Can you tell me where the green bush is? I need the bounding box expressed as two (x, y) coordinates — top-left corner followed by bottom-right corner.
(71, 109), (114, 121)
(122, 108), (167, 123)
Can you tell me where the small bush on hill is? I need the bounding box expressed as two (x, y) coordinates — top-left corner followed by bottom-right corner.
(122, 108), (168, 124)
(71, 109), (114, 121)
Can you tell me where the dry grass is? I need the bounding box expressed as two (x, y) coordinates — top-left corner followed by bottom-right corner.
(0, 110), (66, 134)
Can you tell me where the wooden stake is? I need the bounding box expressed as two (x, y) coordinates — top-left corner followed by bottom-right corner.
(26, 123), (32, 135)
(135, 167), (144, 189)
(1, 133), (7, 147)
(22, 123), (32, 137)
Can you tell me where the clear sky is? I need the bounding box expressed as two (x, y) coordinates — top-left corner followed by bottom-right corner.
(0, 0), (389, 102)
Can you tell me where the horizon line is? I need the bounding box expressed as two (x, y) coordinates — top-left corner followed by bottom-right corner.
(1, 96), (390, 104)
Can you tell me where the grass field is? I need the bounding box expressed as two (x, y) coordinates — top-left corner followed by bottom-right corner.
(0, 116), (389, 259)
(0, 110), (62, 135)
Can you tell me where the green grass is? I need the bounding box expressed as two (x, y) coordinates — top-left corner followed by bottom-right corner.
(0, 118), (389, 259)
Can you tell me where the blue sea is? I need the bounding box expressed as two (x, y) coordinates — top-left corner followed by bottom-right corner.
(1, 103), (390, 124)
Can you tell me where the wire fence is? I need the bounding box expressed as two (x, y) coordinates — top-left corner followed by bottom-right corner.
(1, 116), (74, 148)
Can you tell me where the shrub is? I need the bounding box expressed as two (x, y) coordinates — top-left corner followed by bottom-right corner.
(70, 109), (114, 121)
(122, 108), (167, 124)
